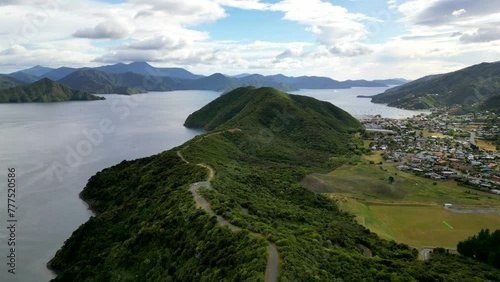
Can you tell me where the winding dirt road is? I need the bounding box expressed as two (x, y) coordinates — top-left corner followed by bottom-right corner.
(177, 149), (279, 282)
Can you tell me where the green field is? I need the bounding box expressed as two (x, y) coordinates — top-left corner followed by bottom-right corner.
(304, 161), (500, 249)
(352, 203), (500, 249)
(304, 163), (500, 207)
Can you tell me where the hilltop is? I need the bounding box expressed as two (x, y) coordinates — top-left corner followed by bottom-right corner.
(371, 61), (500, 109)
(0, 78), (104, 103)
(185, 86), (362, 154)
(48, 87), (500, 281)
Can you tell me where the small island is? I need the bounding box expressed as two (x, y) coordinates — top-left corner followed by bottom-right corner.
(0, 78), (105, 103)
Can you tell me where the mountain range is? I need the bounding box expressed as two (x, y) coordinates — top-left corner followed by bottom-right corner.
(3, 62), (407, 95)
(370, 61), (500, 110)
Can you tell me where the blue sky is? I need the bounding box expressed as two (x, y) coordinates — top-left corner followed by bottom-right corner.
(1, 0), (500, 79)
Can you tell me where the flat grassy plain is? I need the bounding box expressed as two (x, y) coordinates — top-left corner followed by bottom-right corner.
(303, 153), (500, 249)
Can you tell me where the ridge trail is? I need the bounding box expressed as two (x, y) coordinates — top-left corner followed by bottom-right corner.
(177, 134), (279, 282)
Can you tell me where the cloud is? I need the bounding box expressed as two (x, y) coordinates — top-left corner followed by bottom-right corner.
(275, 47), (304, 60)
(271, 0), (372, 43)
(131, 0), (226, 25)
(0, 44), (27, 55)
(215, 0), (271, 10)
(329, 43), (373, 57)
(397, 0), (500, 26)
(73, 20), (131, 40)
(126, 35), (187, 50)
(452, 9), (466, 17)
(460, 27), (500, 43)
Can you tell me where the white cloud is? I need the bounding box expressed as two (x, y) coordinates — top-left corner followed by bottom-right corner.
(215, 0), (271, 10)
(452, 9), (466, 17)
(130, 0), (227, 25)
(126, 35), (187, 50)
(73, 20), (132, 40)
(460, 27), (500, 43)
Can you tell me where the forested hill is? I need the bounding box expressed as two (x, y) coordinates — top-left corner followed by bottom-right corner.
(49, 87), (500, 281)
(0, 78), (104, 103)
(370, 61), (500, 109)
(185, 86), (363, 154)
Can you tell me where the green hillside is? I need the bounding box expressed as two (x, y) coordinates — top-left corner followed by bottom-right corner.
(49, 87), (500, 281)
(371, 62), (500, 109)
(479, 93), (500, 113)
(0, 74), (24, 90)
(0, 78), (104, 103)
(185, 86), (363, 156)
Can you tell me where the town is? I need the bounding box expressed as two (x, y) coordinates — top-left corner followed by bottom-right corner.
(362, 110), (500, 195)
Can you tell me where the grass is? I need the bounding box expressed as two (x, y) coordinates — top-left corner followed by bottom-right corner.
(363, 204), (500, 249)
(363, 140), (373, 149)
(304, 163), (500, 207)
(477, 139), (497, 151)
(442, 221), (454, 230)
(334, 198), (395, 240)
(305, 159), (500, 249)
(361, 151), (384, 163)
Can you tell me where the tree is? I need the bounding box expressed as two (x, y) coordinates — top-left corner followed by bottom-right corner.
(388, 176), (395, 184)
(457, 229), (500, 269)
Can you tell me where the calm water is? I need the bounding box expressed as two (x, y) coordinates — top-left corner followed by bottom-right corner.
(291, 87), (429, 118)
(0, 91), (218, 282)
(0, 87), (427, 282)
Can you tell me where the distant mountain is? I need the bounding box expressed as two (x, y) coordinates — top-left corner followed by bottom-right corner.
(94, 62), (204, 80)
(7, 72), (41, 83)
(57, 70), (298, 93)
(338, 80), (387, 88)
(230, 73), (253, 78)
(8, 62), (203, 83)
(19, 65), (54, 76)
(239, 74), (298, 91)
(0, 78), (104, 103)
(372, 78), (410, 85)
(58, 70), (153, 94)
(0, 74), (24, 90)
(371, 62), (500, 109)
(268, 75), (387, 89)
(269, 75), (346, 89)
(44, 67), (83, 81)
(5, 62), (409, 92)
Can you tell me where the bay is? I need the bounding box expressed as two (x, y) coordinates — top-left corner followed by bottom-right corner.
(291, 87), (430, 118)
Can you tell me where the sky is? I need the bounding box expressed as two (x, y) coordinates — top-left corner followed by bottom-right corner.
(1, 0), (500, 80)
